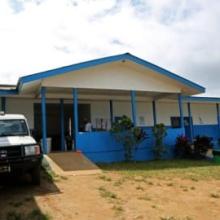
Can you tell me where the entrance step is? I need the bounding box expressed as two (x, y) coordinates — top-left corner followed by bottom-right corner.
(44, 152), (102, 176)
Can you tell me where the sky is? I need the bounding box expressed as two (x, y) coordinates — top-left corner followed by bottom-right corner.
(0, 0), (220, 96)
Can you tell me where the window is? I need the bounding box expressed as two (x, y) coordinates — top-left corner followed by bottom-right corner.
(170, 117), (192, 128)
(0, 119), (28, 137)
(170, 117), (180, 128)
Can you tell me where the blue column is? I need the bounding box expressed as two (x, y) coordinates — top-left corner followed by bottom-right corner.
(216, 103), (220, 128)
(1, 97), (6, 112)
(60, 99), (65, 151)
(41, 87), (48, 154)
(152, 100), (157, 126)
(72, 88), (78, 151)
(130, 90), (137, 126)
(187, 102), (194, 142)
(178, 94), (184, 128)
(110, 100), (114, 125)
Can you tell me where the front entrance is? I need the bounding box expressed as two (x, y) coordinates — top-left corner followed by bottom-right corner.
(34, 103), (91, 151)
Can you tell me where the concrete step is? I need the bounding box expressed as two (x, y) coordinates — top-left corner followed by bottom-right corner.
(44, 152), (102, 176)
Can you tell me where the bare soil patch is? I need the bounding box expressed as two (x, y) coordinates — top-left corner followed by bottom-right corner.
(1, 160), (220, 220)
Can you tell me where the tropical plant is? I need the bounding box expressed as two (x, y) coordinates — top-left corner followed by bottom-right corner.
(152, 123), (167, 160)
(174, 135), (192, 158)
(193, 135), (213, 159)
(111, 115), (147, 161)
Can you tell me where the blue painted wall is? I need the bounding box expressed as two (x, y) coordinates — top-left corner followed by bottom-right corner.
(77, 127), (185, 163)
(193, 124), (220, 148)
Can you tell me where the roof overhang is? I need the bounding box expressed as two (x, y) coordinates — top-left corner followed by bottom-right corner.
(1, 53), (206, 96)
(183, 96), (220, 104)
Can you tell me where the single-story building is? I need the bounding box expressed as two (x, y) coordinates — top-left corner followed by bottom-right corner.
(0, 53), (220, 162)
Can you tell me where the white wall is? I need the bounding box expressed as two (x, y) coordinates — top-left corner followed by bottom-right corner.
(6, 98), (66, 129)
(157, 101), (180, 126)
(113, 101), (132, 120)
(4, 97), (218, 131)
(42, 62), (181, 93)
(156, 102), (218, 126)
(5, 98), (155, 129)
(6, 98), (35, 129)
(137, 102), (153, 126)
(90, 101), (110, 130)
(112, 101), (154, 127)
(191, 103), (217, 125)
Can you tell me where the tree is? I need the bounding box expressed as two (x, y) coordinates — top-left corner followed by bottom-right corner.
(111, 115), (147, 161)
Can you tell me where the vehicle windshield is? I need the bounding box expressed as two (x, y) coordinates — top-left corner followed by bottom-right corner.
(0, 119), (29, 137)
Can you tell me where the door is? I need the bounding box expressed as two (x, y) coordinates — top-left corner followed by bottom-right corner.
(34, 103), (91, 151)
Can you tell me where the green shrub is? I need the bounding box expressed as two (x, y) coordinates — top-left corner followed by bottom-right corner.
(152, 123), (167, 159)
(174, 135), (192, 158)
(193, 135), (213, 159)
(111, 115), (147, 161)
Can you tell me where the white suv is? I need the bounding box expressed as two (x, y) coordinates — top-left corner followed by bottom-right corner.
(0, 113), (42, 185)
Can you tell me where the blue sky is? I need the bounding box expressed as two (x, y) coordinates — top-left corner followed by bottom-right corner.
(0, 0), (220, 96)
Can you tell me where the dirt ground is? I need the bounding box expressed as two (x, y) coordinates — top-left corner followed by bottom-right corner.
(0, 170), (220, 220)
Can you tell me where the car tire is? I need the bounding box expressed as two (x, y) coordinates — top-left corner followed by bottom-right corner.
(31, 165), (41, 185)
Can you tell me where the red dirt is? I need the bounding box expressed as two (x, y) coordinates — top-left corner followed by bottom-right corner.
(1, 173), (220, 220)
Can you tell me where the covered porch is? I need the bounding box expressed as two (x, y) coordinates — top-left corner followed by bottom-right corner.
(36, 87), (186, 162)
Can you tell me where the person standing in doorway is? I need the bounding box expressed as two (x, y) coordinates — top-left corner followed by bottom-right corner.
(84, 118), (92, 132)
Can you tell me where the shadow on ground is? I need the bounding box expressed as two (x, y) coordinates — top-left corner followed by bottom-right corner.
(0, 169), (60, 220)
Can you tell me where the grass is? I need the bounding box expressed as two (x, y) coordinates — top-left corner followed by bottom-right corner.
(147, 181), (154, 185)
(160, 217), (177, 220)
(167, 182), (174, 187)
(136, 185), (144, 191)
(180, 185), (189, 192)
(42, 158), (59, 182)
(6, 211), (23, 220)
(9, 201), (23, 208)
(134, 176), (146, 182)
(151, 204), (157, 209)
(112, 205), (124, 215)
(138, 194), (151, 201)
(98, 175), (112, 182)
(113, 178), (125, 187)
(210, 193), (220, 198)
(42, 166), (58, 182)
(26, 209), (51, 220)
(98, 186), (118, 199)
(99, 159), (220, 180)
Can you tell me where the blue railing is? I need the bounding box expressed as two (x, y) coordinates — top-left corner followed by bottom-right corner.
(77, 127), (185, 163)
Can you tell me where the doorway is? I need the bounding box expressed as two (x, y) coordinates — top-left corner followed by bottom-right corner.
(34, 103), (91, 151)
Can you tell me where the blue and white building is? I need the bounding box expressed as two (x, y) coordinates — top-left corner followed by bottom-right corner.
(0, 53), (220, 162)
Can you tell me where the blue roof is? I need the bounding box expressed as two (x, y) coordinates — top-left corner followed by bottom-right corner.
(183, 96), (220, 103)
(17, 53), (205, 93)
(0, 89), (18, 95)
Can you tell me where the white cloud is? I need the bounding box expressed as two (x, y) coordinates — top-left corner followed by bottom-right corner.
(0, 0), (220, 96)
